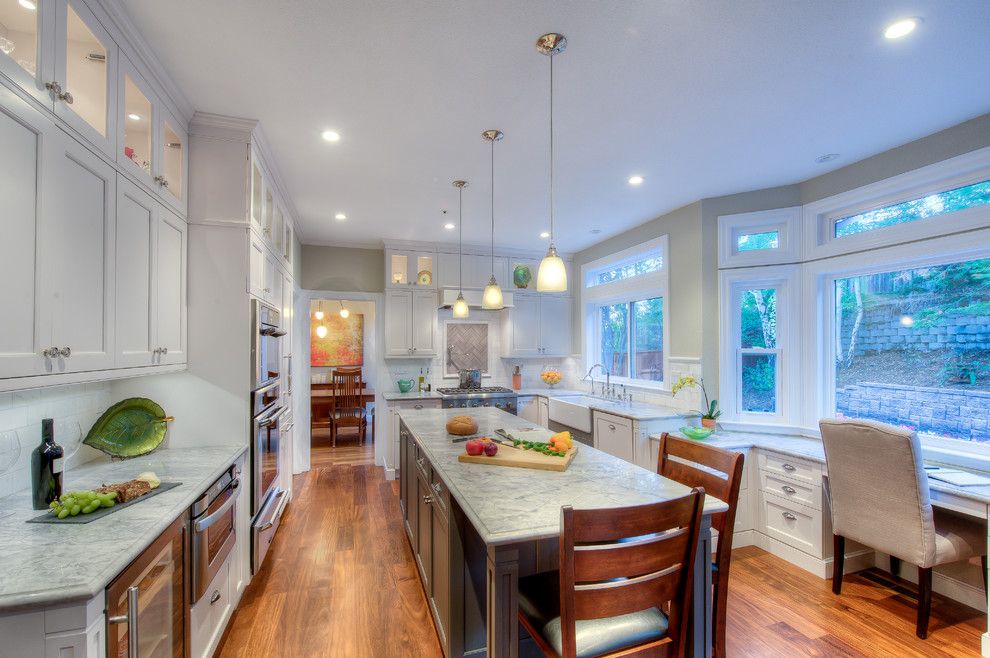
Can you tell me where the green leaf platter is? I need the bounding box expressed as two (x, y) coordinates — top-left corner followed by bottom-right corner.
(83, 398), (174, 458)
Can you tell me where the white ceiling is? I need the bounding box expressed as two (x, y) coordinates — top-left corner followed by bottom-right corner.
(122, 0), (990, 252)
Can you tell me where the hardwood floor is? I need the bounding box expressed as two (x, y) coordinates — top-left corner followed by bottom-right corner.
(217, 450), (984, 657)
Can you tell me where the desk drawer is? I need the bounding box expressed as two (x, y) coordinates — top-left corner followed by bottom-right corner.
(760, 494), (821, 556)
(760, 472), (820, 510)
(759, 451), (821, 486)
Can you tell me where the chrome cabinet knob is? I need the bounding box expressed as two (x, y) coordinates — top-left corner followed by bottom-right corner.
(161, 347), (168, 356)
(59, 347), (71, 357)
(154, 175), (166, 186)
(422, 495), (433, 504)
(161, 178), (169, 188)
(45, 81), (72, 103)
(41, 347), (59, 358)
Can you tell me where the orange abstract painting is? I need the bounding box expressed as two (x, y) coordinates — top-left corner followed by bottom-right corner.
(311, 314), (364, 367)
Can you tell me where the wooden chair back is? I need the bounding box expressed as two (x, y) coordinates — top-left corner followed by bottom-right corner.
(558, 488), (705, 658)
(658, 433), (743, 538)
(331, 367), (365, 421)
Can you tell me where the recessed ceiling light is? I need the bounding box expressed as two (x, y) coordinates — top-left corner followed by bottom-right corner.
(18, 0), (36, 10)
(884, 18), (918, 39)
(334, 213), (346, 221)
(127, 113), (141, 121)
(321, 130), (340, 142)
(444, 222), (456, 230)
(539, 231), (550, 239)
(628, 175), (644, 186)
(815, 153), (840, 164)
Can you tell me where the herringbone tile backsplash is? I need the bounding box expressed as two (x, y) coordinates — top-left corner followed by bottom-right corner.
(445, 323), (489, 375)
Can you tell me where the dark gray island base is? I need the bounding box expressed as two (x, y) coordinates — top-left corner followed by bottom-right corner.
(397, 407), (727, 658)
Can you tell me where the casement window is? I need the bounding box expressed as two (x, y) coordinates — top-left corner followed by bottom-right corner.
(583, 237), (669, 388)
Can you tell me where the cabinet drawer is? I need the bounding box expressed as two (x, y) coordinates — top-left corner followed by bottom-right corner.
(190, 559), (231, 658)
(594, 412), (634, 463)
(760, 494), (821, 556)
(760, 471), (820, 510)
(429, 471), (450, 520)
(415, 445), (431, 480)
(758, 451), (821, 486)
(391, 399), (442, 410)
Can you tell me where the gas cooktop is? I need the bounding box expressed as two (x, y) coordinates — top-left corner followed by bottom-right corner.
(437, 386), (516, 398)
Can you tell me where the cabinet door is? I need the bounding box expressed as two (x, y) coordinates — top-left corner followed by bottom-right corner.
(249, 153), (264, 234)
(158, 107), (187, 214)
(431, 506), (450, 647)
(54, 0), (116, 158)
(0, 87), (50, 378)
(155, 208), (186, 364)
(40, 128), (115, 373)
(594, 413), (634, 462)
(385, 290), (412, 356)
(248, 233), (264, 297)
(505, 295), (540, 357)
(389, 249), (435, 288)
(517, 396), (538, 424)
(537, 398), (549, 427)
(0, 0), (53, 108)
(117, 53), (155, 188)
(539, 296), (571, 356)
(416, 474), (433, 593)
(263, 252), (276, 303)
(411, 291), (436, 355)
(115, 177), (155, 367)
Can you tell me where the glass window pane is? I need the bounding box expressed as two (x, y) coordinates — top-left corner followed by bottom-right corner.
(391, 254), (408, 284)
(600, 303), (629, 377)
(834, 179), (990, 238)
(251, 162), (263, 226)
(163, 122), (182, 199)
(0, 0), (39, 77)
(834, 258), (990, 442)
(123, 75), (152, 174)
(737, 230), (779, 251)
(632, 297), (663, 381)
(740, 289), (777, 348)
(741, 353), (777, 413)
(591, 255), (663, 286)
(65, 6), (106, 136)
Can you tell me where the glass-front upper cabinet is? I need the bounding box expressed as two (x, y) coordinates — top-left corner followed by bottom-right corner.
(119, 54), (154, 183)
(388, 249), (436, 288)
(273, 203), (284, 255)
(250, 154), (264, 233)
(53, 0), (115, 156)
(158, 107), (186, 213)
(0, 0), (52, 106)
(263, 187), (274, 240)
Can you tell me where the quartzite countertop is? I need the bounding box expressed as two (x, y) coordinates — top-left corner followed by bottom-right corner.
(0, 444), (247, 612)
(396, 407), (727, 545)
(382, 390), (443, 401)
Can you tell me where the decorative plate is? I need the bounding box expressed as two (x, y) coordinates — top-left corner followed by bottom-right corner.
(513, 265), (532, 289)
(83, 398), (174, 458)
(417, 270), (433, 285)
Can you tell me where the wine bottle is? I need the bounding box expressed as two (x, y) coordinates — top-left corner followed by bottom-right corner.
(31, 418), (64, 510)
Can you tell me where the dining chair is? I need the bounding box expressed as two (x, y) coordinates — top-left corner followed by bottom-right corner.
(658, 432), (744, 658)
(518, 489), (705, 658)
(820, 418), (988, 639)
(330, 367), (367, 447)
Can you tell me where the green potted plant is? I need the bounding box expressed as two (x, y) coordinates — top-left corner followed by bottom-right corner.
(671, 375), (721, 429)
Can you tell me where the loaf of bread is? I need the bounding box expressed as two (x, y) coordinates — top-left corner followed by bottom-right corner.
(446, 415), (479, 436)
(96, 479), (152, 503)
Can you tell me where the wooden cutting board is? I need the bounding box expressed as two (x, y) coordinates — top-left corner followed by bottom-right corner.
(457, 442), (578, 472)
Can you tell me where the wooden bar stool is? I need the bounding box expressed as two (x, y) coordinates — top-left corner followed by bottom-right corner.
(657, 432), (744, 658)
(518, 489), (706, 658)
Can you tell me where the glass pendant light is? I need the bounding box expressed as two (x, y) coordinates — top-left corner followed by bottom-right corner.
(452, 180), (470, 318)
(536, 33), (568, 293)
(313, 301), (325, 321)
(315, 300), (328, 337)
(339, 300), (350, 319)
(482, 129), (505, 310)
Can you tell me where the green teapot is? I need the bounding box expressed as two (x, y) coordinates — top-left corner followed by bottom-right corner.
(397, 379), (415, 393)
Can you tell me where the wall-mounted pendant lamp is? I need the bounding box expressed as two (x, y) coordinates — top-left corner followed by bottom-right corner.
(482, 129), (505, 310)
(314, 302), (325, 321)
(315, 301), (328, 338)
(535, 32), (568, 293)
(339, 300), (350, 319)
(452, 180), (470, 318)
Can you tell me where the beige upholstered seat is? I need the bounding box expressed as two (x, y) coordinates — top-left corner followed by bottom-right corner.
(820, 418), (987, 639)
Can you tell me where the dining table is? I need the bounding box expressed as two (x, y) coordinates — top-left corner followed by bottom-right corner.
(310, 382), (376, 431)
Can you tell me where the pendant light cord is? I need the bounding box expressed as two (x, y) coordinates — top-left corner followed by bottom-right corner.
(458, 186), (463, 291)
(490, 137), (495, 275)
(549, 51), (555, 245)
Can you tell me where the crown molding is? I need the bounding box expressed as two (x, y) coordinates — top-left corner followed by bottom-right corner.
(189, 112), (259, 141)
(301, 239), (386, 251)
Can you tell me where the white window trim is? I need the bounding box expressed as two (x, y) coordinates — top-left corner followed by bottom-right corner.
(719, 265), (800, 425)
(582, 236), (669, 390)
(803, 146), (990, 260)
(717, 207), (802, 268)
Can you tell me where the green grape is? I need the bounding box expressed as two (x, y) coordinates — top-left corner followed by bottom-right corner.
(69, 504), (81, 516)
(57, 508), (70, 519)
(82, 503), (99, 514)
(100, 498), (115, 508)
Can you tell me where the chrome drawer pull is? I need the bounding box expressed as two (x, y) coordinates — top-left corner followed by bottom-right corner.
(432, 482), (442, 494)
(608, 424), (616, 430)
(781, 511), (798, 521)
(782, 485), (797, 494)
(210, 590), (221, 605)
(782, 463), (796, 471)
(414, 404), (423, 410)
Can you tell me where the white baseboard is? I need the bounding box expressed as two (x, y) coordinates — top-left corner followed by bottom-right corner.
(385, 467), (396, 481)
(874, 554), (988, 612)
(748, 531), (872, 579)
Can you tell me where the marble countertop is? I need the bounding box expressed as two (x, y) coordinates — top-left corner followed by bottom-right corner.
(514, 388), (585, 397)
(397, 407), (727, 546)
(652, 429), (990, 506)
(0, 444), (247, 612)
(382, 390), (443, 401)
(515, 389), (687, 421)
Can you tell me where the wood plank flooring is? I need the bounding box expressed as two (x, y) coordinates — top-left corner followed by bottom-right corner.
(217, 445), (985, 657)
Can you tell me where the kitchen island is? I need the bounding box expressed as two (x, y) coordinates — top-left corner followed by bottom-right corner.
(397, 407), (727, 658)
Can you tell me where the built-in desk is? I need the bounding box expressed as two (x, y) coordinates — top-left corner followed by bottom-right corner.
(652, 430), (990, 657)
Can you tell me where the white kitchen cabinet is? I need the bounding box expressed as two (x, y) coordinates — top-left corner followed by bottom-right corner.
(281, 270), (294, 398)
(250, 154), (264, 234)
(0, 0), (51, 108)
(501, 293), (572, 358)
(537, 396), (550, 427)
(388, 248), (436, 288)
(385, 290), (437, 357)
(249, 232), (265, 298)
(517, 396), (539, 424)
(41, 124), (116, 374)
(269, 258), (282, 307)
(158, 105), (187, 214)
(114, 178), (187, 368)
(594, 411), (634, 462)
(437, 252), (508, 290)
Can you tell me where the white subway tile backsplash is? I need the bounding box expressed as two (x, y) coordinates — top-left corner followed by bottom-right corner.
(0, 382), (112, 499)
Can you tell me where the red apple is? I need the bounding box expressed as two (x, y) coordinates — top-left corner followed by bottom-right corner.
(484, 442), (498, 457)
(465, 439), (484, 456)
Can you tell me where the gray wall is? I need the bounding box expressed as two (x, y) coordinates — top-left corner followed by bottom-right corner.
(571, 111), (990, 398)
(301, 245), (384, 292)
